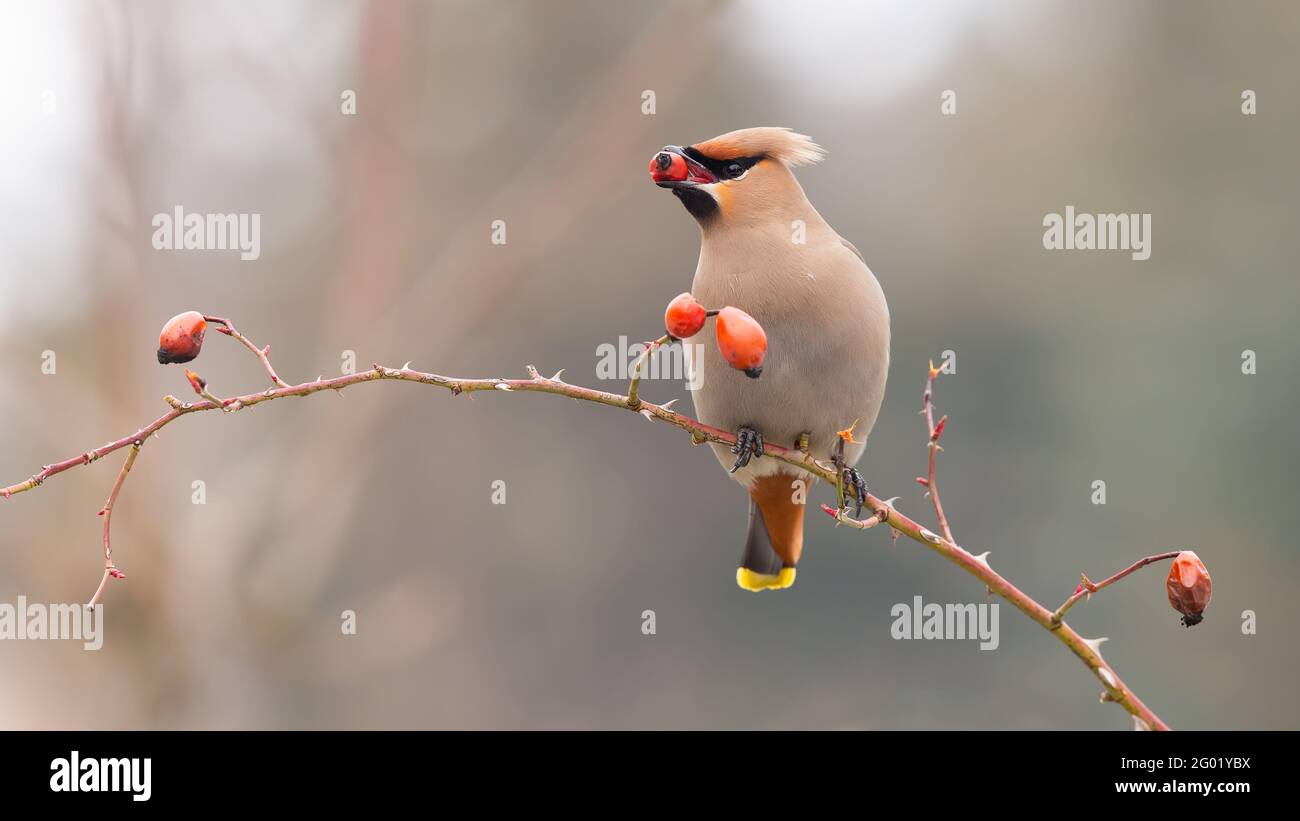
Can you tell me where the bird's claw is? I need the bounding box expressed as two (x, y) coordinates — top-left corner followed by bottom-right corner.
(842, 467), (868, 518)
(730, 426), (764, 473)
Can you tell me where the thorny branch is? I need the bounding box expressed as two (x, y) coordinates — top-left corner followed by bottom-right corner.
(1, 318), (1185, 730)
(203, 315), (289, 389)
(87, 442), (139, 607)
(1052, 551), (1184, 625)
(920, 360), (954, 544)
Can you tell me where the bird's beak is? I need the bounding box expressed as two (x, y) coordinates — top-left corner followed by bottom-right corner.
(649, 146), (717, 187)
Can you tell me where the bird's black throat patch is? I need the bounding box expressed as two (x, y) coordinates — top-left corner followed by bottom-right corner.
(673, 185), (718, 221)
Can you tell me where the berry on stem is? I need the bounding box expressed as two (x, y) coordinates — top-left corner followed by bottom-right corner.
(715, 306), (767, 378)
(157, 311), (207, 364)
(1166, 551), (1212, 627)
(664, 292), (707, 339)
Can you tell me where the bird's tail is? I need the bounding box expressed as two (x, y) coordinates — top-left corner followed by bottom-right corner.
(736, 474), (805, 591)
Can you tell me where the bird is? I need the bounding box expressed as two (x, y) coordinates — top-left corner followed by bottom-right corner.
(649, 127), (890, 591)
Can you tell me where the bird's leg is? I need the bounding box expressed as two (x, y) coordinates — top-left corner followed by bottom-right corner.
(729, 426), (764, 473)
(843, 468), (868, 518)
(832, 437), (868, 517)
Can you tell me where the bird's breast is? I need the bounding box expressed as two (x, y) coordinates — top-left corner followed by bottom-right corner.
(688, 233), (890, 468)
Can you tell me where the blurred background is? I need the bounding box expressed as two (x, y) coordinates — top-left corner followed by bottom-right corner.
(0, 0), (1297, 730)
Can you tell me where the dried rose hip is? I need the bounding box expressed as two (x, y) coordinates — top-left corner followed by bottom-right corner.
(664, 292), (707, 339)
(157, 311), (207, 364)
(1166, 551), (1212, 627)
(716, 306), (767, 379)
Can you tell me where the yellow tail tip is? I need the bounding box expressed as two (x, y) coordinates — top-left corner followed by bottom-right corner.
(736, 567), (796, 592)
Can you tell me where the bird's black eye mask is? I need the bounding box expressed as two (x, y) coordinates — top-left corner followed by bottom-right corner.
(683, 148), (764, 180)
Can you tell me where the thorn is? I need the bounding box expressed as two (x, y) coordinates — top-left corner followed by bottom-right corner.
(639, 409), (654, 422)
(494, 383), (513, 391)
(550, 369), (566, 382)
(1083, 636), (1109, 655)
(1133, 715), (1151, 732)
(931, 415), (948, 443)
(1098, 667), (1118, 689)
(971, 551), (992, 569)
(401, 361), (412, 370)
(919, 528), (943, 544)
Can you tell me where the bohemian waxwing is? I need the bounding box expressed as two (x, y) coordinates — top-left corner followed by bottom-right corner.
(650, 127), (890, 591)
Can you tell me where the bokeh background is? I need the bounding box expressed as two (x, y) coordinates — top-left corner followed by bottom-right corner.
(1, 0), (1297, 729)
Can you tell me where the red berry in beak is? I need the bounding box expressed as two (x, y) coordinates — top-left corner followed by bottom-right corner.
(157, 311), (207, 364)
(716, 306), (767, 378)
(664, 292), (707, 339)
(650, 151), (688, 183)
(1166, 551), (1212, 627)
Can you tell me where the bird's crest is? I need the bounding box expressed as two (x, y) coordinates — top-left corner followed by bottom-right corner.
(691, 127), (825, 168)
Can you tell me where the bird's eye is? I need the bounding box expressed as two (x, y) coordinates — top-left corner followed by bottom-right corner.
(727, 163), (745, 178)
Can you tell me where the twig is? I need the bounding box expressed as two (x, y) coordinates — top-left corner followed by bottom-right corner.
(626, 334), (670, 410)
(820, 503), (886, 530)
(0, 330), (1175, 729)
(87, 442), (140, 607)
(204, 315), (290, 388)
(1052, 551), (1183, 625)
(921, 360), (954, 543)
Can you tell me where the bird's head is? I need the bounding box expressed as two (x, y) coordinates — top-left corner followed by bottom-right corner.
(649, 127), (825, 226)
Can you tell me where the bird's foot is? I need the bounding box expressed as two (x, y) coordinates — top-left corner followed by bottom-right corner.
(729, 426), (764, 473)
(841, 467), (868, 518)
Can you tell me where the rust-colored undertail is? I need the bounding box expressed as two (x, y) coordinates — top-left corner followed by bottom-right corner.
(737, 473), (805, 591)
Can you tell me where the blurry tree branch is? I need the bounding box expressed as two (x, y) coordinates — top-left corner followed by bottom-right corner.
(1, 316), (1183, 731)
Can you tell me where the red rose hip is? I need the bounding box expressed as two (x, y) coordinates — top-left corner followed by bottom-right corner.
(1166, 550), (1212, 627)
(157, 311), (207, 364)
(664, 292), (707, 339)
(650, 151), (688, 184)
(715, 306), (767, 378)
